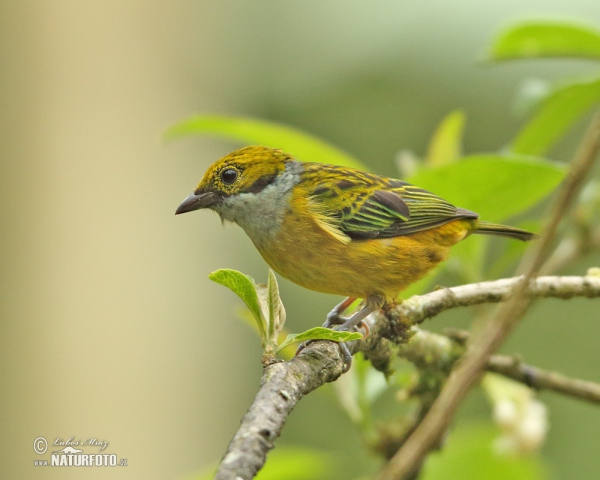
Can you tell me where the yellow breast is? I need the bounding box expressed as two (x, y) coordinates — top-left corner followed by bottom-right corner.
(250, 187), (474, 301)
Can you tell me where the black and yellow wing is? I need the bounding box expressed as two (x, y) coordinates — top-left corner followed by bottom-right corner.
(301, 163), (478, 241)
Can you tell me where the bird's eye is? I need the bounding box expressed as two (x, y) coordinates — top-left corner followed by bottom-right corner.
(220, 168), (238, 185)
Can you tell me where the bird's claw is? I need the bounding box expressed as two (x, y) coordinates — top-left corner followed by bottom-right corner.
(295, 297), (372, 372)
(295, 318), (370, 373)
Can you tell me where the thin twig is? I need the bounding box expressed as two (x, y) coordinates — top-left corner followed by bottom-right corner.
(378, 111), (600, 480)
(487, 355), (600, 404)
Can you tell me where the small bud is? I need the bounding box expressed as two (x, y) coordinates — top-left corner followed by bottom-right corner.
(516, 400), (549, 453)
(586, 267), (600, 277)
(395, 149), (421, 178)
(484, 374), (549, 456)
(493, 399), (518, 430)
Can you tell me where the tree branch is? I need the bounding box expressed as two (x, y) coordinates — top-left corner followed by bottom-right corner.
(213, 274), (600, 480)
(399, 328), (600, 405)
(389, 273), (600, 327)
(213, 340), (354, 480)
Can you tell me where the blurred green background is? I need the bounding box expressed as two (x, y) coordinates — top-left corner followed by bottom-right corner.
(2, 1), (600, 479)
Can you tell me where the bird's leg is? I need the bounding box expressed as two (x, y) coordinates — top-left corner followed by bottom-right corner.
(295, 297), (357, 368)
(333, 304), (374, 372)
(324, 296), (357, 328)
(296, 295), (383, 373)
(335, 303), (373, 333)
(333, 293), (384, 335)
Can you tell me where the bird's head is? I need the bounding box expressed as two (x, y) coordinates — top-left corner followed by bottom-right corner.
(176, 145), (294, 220)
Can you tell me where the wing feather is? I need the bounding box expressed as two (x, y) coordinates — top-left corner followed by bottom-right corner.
(301, 163), (477, 241)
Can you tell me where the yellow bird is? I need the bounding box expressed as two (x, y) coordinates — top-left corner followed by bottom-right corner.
(176, 146), (534, 353)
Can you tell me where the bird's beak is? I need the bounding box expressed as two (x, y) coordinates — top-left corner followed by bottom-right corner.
(175, 191), (217, 215)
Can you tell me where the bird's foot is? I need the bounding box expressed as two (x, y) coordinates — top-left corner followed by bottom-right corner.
(296, 300), (372, 373)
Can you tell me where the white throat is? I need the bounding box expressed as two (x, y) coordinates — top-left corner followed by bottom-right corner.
(216, 161), (302, 244)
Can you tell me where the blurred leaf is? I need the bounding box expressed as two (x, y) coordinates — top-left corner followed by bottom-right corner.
(421, 423), (548, 480)
(239, 307), (297, 360)
(278, 327), (361, 352)
(209, 269), (266, 339)
(364, 367), (389, 405)
(489, 21), (600, 61)
(357, 356), (389, 405)
(192, 446), (334, 480)
(513, 78), (551, 117)
(255, 446), (335, 480)
(165, 115), (365, 169)
(426, 110), (465, 166)
(236, 306), (262, 334)
(193, 468), (214, 480)
(446, 234), (487, 283)
(276, 333), (297, 360)
(512, 77), (600, 155)
(408, 155), (566, 223)
(407, 156), (562, 283)
(332, 359), (363, 425)
(333, 353), (389, 429)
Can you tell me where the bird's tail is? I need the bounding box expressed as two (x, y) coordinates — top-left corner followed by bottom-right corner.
(473, 221), (537, 242)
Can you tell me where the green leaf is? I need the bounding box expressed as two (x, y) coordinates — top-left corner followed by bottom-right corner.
(254, 446), (335, 480)
(164, 115), (365, 169)
(488, 21), (600, 61)
(277, 327), (362, 352)
(446, 234), (487, 283)
(356, 355), (388, 406)
(192, 447), (334, 480)
(209, 269), (266, 339)
(331, 352), (388, 431)
(267, 269), (286, 341)
(512, 77), (600, 155)
(407, 155), (566, 223)
(421, 423), (548, 480)
(402, 156), (564, 285)
(426, 110), (465, 166)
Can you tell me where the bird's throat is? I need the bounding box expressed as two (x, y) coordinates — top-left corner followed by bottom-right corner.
(217, 161), (302, 245)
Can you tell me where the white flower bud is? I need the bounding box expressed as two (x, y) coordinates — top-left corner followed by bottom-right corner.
(516, 400), (549, 453)
(493, 399), (519, 430)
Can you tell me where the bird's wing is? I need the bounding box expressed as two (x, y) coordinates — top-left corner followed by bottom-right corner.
(303, 164), (477, 241)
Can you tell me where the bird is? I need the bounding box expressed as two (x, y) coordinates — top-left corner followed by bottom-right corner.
(176, 145), (535, 363)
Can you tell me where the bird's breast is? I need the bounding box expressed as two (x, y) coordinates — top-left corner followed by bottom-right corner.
(254, 213), (473, 300)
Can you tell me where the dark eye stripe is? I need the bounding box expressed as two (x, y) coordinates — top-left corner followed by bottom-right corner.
(248, 172), (278, 193)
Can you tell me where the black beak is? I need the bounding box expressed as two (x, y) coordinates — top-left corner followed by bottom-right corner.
(175, 191), (217, 215)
